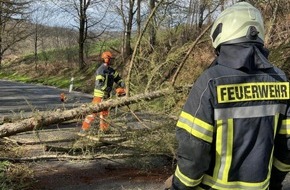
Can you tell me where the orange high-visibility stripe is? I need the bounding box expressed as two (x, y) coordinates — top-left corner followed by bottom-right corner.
(100, 110), (109, 131)
(82, 114), (97, 130)
(92, 97), (102, 104)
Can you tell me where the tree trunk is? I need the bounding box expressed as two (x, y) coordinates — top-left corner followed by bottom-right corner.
(137, 0), (141, 37)
(0, 86), (189, 138)
(124, 0), (134, 58)
(78, 0), (88, 70)
(149, 0), (156, 52)
(0, 152), (168, 162)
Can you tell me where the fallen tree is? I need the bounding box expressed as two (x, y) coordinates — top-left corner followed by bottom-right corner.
(0, 152), (172, 162)
(0, 86), (190, 138)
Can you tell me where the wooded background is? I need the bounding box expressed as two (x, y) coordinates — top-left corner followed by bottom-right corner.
(1, 0), (289, 73)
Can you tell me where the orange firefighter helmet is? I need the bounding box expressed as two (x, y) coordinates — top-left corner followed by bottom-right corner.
(101, 51), (113, 64)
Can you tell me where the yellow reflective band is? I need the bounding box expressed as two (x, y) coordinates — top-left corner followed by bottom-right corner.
(98, 74), (108, 91)
(280, 119), (290, 135)
(96, 75), (104, 81)
(202, 174), (269, 190)
(214, 120), (223, 179)
(273, 157), (290, 172)
(113, 71), (119, 78)
(214, 119), (233, 182)
(118, 79), (124, 85)
(94, 89), (104, 97)
(175, 165), (202, 187)
(217, 82), (290, 103)
(222, 119), (233, 182)
(177, 111), (214, 143)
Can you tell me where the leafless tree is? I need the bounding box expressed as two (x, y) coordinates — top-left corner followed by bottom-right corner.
(29, 1), (54, 70)
(50, 0), (110, 70)
(0, 0), (32, 69)
(126, 0), (165, 96)
(115, 0), (137, 61)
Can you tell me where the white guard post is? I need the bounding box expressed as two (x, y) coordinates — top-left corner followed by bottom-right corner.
(69, 77), (74, 93)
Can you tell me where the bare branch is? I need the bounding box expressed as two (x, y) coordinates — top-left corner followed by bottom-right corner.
(171, 23), (213, 86)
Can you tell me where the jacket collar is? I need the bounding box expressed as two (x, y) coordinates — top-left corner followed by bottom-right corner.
(216, 43), (273, 71)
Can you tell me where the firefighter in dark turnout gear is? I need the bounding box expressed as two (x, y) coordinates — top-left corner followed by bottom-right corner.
(166, 2), (290, 190)
(79, 51), (126, 135)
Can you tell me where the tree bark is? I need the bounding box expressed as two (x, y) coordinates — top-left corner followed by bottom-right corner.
(78, 0), (88, 70)
(0, 152), (170, 163)
(0, 86), (188, 138)
(124, 0), (134, 58)
(149, 0), (156, 52)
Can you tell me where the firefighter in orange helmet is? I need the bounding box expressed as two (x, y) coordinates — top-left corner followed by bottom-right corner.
(78, 51), (126, 136)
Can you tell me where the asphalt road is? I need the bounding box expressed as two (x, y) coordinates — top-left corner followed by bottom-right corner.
(0, 80), (93, 118)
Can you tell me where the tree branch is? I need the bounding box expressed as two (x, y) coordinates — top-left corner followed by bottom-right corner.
(171, 23), (213, 86)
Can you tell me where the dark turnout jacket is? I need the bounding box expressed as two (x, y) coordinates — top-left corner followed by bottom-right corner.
(172, 43), (290, 190)
(93, 63), (125, 99)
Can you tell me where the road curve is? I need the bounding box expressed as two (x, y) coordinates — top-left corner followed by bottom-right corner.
(0, 80), (92, 117)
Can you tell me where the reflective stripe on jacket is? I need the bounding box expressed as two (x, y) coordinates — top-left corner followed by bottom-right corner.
(172, 44), (290, 190)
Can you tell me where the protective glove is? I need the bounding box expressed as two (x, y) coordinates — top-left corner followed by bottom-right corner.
(116, 88), (126, 97)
